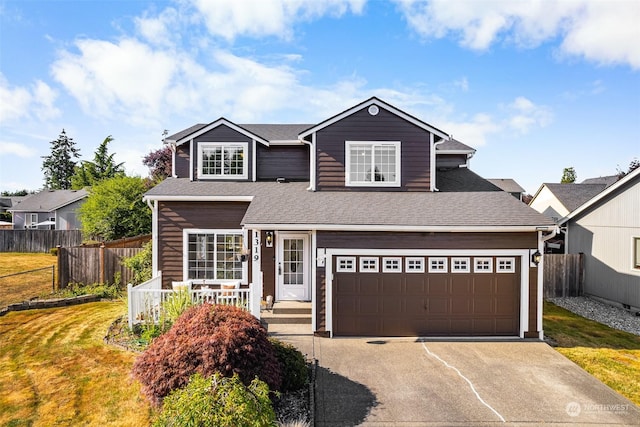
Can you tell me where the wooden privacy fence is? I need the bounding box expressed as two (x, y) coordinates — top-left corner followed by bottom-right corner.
(57, 246), (142, 288)
(543, 253), (584, 298)
(0, 230), (83, 253)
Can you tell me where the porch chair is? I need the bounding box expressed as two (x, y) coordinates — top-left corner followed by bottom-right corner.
(217, 280), (241, 306)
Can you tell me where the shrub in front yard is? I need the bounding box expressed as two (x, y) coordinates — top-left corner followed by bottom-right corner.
(270, 338), (309, 392)
(153, 373), (275, 427)
(131, 304), (282, 405)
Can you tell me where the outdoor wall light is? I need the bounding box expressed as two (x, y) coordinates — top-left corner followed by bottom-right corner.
(265, 231), (274, 248)
(531, 250), (542, 266)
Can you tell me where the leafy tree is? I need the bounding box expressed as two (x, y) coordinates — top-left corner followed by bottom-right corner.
(71, 135), (125, 189)
(1, 189), (33, 196)
(617, 158), (639, 178)
(560, 167), (577, 183)
(143, 145), (173, 182)
(78, 175), (151, 240)
(41, 129), (81, 189)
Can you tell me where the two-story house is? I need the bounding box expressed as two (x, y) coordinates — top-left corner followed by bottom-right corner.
(143, 97), (555, 338)
(9, 189), (88, 230)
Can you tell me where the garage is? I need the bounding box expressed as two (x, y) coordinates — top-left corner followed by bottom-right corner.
(332, 254), (520, 337)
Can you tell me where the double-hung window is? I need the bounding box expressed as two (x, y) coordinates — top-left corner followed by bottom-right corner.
(198, 142), (248, 179)
(345, 141), (400, 187)
(184, 230), (245, 282)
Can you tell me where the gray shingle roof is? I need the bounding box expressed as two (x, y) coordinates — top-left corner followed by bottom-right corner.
(437, 138), (475, 152)
(437, 168), (502, 192)
(145, 179), (553, 228)
(580, 175), (619, 187)
(9, 189), (88, 212)
(240, 124), (313, 141)
(543, 183), (608, 212)
(486, 179), (525, 194)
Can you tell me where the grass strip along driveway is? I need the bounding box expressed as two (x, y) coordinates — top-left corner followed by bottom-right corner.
(0, 301), (152, 426)
(544, 300), (640, 406)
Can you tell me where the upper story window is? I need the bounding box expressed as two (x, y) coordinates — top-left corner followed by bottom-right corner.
(345, 141), (400, 187)
(198, 142), (248, 179)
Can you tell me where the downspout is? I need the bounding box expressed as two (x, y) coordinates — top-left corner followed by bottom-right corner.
(430, 134), (446, 192)
(301, 134), (315, 191)
(536, 225), (559, 339)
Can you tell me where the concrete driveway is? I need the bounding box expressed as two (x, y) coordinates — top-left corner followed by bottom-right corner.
(270, 329), (640, 426)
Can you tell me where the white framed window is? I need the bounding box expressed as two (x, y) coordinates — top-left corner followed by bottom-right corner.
(360, 257), (379, 272)
(406, 257), (425, 273)
(474, 257), (493, 273)
(27, 213), (38, 229)
(198, 142), (248, 179)
(451, 257), (470, 273)
(336, 256), (356, 272)
(382, 257), (402, 272)
(428, 257), (448, 273)
(633, 237), (640, 271)
(184, 229), (245, 282)
(496, 257), (516, 273)
(345, 141), (401, 187)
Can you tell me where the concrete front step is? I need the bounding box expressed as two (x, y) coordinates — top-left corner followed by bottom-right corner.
(262, 301), (312, 325)
(272, 301), (312, 315)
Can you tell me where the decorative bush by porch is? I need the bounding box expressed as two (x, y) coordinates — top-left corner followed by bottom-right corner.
(131, 303), (282, 406)
(153, 373), (275, 427)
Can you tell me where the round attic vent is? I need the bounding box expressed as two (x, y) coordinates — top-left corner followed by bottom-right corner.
(368, 105), (379, 116)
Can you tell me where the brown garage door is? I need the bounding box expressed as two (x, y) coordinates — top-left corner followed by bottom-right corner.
(333, 255), (520, 336)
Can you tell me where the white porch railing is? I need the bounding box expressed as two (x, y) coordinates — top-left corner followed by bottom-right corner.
(127, 273), (261, 329)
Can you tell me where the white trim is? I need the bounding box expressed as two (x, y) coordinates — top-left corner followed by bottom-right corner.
(405, 257), (425, 273)
(537, 231), (544, 339)
(382, 257), (402, 272)
(561, 167), (640, 223)
(324, 248), (531, 338)
(336, 256), (357, 272)
(197, 142), (249, 180)
(175, 118), (270, 147)
(182, 228), (247, 284)
(299, 97), (449, 140)
(252, 139), (257, 182)
(268, 140), (306, 146)
(244, 223), (553, 233)
(473, 257), (493, 273)
(189, 139), (194, 181)
(345, 141), (401, 187)
(431, 133), (443, 192)
(631, 236), (640, 274)
(310, 133), (317, 191)
(151, 200), (158, 276)
(144, 195), (254, 202)
(311, 230), (317, 331)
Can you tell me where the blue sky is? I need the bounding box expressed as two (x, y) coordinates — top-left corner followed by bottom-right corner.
(1, 0), (638, 195)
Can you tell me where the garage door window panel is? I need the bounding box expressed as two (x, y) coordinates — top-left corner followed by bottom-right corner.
(452, 258), (470, 273)
(428, 257), (448, 273)
(497, 257), (516, 273)
(336, 256), (356, 272)
(360, 257), (379, 272)
(383, 257), (402, 272)
(474, 257), (493, 273)
(406, 257), (425, 272)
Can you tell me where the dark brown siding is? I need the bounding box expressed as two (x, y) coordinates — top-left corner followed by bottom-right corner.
(193, 125), (254, 181)
(175, 143), (190, 178)
(256, 144), (310, 181)
(317, 231), (537, 250)
(315, 108), (431, 191)
(157, 201), (249, 288)
(436, 154), (468, 168)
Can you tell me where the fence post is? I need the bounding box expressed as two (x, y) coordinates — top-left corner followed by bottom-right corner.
(51, 265), (55, 293)
(56, 245), (61, 290)
(128, 283), (134, 329)
(99, 244), (105, 284)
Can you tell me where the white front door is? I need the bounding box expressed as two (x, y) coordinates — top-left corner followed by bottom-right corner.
(277, 233), (310, 301)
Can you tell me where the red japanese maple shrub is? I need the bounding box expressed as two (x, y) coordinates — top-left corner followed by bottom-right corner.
(131, 303), (282, 406)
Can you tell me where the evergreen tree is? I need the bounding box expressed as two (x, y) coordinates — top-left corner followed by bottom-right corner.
(41, 129), (81, 190)
(71, 135), (124, 189)
(560, 167), (577, 183)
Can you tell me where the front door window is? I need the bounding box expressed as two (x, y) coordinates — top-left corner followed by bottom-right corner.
(277, 234), (309, 300)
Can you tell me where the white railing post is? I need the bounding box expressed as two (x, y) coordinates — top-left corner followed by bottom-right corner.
(127, 283), (133, 329)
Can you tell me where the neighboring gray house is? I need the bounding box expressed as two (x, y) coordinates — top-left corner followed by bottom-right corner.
(9, 189), (88, 230)
(487, 179), (526, 201)
(529, 183), (609, 223)
(580, 175), (619, 186)
(560, 168), (640, 311)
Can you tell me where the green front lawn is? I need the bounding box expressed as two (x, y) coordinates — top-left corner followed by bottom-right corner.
(544, 300), (640, 406)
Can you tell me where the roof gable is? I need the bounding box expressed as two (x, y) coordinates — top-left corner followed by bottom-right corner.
(9, 189), (88, 212)
(561, 168), (639, 223)
(173, 118), (270, 146)
(298, 97), (450, 140)
(542, 183), (608, 212)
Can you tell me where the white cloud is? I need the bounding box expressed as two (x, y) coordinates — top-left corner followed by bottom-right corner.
(440, 113), (500, 147)
(395, 0), (640, 69)
(0, 74), (60, 124)
(191, 0), (366, 40)
(504, 96), (553, 134)
(0, 140), (37, 157)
